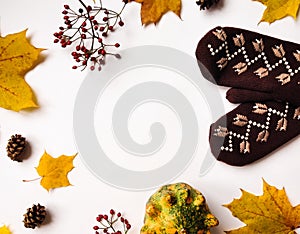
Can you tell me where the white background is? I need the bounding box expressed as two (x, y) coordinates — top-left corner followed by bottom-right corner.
(0, 0), (300, 233)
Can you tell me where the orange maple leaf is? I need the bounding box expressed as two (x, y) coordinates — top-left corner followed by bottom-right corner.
(254, 0), (300, 24)
(130, 0), (181, 25)
(23, 151), (77, 191)
(225, 179), (300, 233)
(0, 30), (44, 111)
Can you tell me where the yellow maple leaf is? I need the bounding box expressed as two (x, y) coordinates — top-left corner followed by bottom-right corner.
(0, 30), (43, 111)
(130, 0), (181, 25)
(35, 151), (77, 191)
(224, 179), (300, 233)
(0, 225), (11, 234)
(254, 0), (300, 24)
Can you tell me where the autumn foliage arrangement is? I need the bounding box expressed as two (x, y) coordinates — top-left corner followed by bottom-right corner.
(1, 0), (300, 233)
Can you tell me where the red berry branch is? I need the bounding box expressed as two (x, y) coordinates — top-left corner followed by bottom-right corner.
(54, 0), (128, 71)
(93, 209), (131, 234)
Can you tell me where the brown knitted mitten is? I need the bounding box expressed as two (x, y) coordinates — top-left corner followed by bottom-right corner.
(210, 101), (300, 166)
(196, 26), (300, 106)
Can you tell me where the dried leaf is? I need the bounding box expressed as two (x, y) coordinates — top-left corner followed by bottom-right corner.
(294, 107), (300, 120)
(130, 0), (181, 25)
(272, 44), (285, 58)
(254, 67), (268, 78)
(276, 73), (291, 85)
(256, 130), (269, 142)
(293, 50), (300, 62)
(224, 179), (300, 233)
(240, 140), (250, 154)
(0, 226), (11, 234)
(217, 57), (228, 70)
(213, 29), (227, 41)
(233, 62), (247, 75)
(0, 30), (43, 111)
(35, 151), (77, 191)
(252, 39), (264, 52)
(233, 114), (248, 127)
(253, 0), (300, 24)
(233, 34), (245, 47)
(214, 126), (228, 137)
(276, 118), (288, 131)
(253, 103), (268, 115)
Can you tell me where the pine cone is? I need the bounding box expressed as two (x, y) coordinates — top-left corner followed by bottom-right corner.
(196, 0), (220, 10)
(6, 134), (26, 162)
(23, 204), (47, 229)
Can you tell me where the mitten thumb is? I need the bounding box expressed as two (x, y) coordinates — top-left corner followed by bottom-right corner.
(226, 88), (275, 104)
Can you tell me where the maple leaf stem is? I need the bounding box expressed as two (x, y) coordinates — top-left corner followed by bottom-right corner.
(22, 177), (41, 183)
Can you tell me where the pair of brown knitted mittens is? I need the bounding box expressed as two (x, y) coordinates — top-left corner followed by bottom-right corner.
(196, 26), (300, 166)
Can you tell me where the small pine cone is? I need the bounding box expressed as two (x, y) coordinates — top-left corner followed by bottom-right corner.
(6, 134), (26, 162)
(23, 204), (47, 229)
(196, 0), (220, 10)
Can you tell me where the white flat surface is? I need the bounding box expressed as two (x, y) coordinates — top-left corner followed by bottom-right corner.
(0, 0), (299, 233)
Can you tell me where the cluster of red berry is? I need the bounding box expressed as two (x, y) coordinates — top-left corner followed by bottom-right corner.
(93, 209), (131, 234)
(53, 0), (128, 71)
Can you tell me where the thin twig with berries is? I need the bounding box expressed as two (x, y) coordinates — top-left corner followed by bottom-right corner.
(93, 209), (131, 234)
(54, 0), (128, 71)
